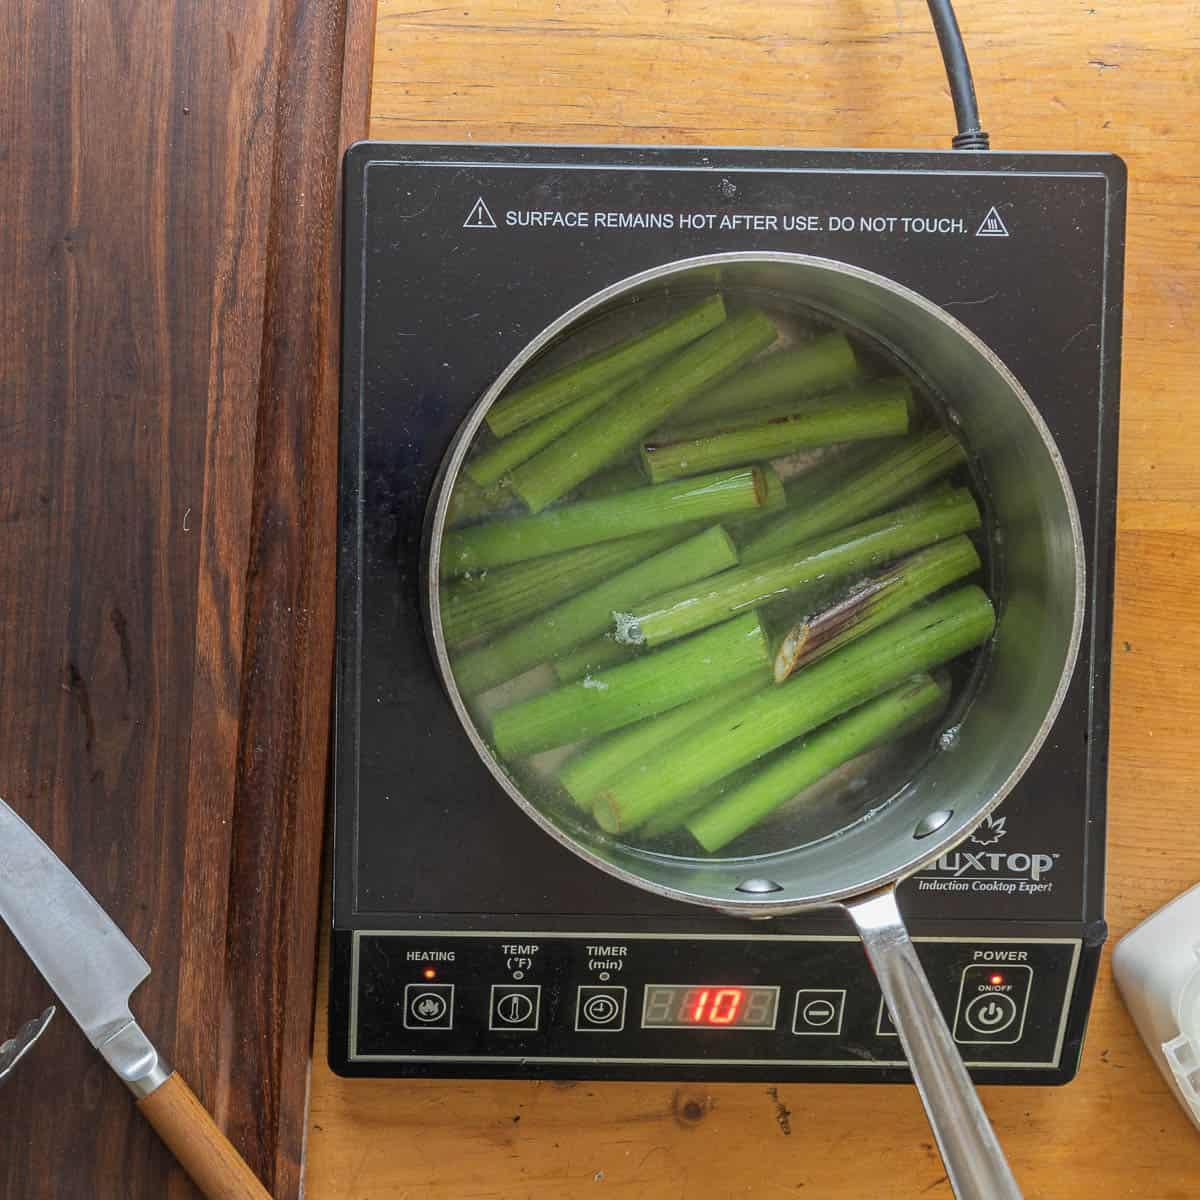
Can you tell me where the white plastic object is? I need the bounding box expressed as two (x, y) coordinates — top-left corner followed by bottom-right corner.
(1113, 882), (1200, 1131)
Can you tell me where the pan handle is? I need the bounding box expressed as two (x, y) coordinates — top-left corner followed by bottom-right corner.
(846, 887), (1023, 1200)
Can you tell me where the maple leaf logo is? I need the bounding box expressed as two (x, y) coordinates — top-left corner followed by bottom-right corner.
(970, 814), (1008, 847)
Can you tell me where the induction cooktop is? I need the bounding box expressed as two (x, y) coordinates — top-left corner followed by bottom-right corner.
(329, 143), (1123, 1082)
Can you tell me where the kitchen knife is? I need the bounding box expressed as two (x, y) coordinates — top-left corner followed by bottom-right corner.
(0, 796), (269, 1200)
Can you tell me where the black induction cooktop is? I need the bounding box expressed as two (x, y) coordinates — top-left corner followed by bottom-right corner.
(329, 143), (1123, 1082)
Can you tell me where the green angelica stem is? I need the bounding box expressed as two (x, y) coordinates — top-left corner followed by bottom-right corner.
(684, 673), (951, 852)
(572, 459), (648, 500)
(638, 763), (762, 840)
(741, 428), (967, 564)
(772, 535), (981, 681)
(465, 372), (638, 488)
(557, 670), (770, 809)
(721, 444), (889, 549)
(439, 527), (687, 647)
(661, 392), (893, 447)
(486, 295), (727, 437)
(621, 487), (981, 647)
(780, 442), (892, 508)
(721, 464), (786, 535)
(641, 380), (910, 484)
(451, 526), (738, 694)
(510, 309), (777, 512)
(440, 466), (765, 573)
(748, 478), (956, 632)
(490, 612), (770, 758)
(592, 585), (995, 833)
(553, 635), (637, 683)
(445, 476), (518, 527)
(679, 333), (859, 422)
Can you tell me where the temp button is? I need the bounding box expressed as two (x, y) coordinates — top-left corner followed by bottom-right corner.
(489, 984), (541, 1032)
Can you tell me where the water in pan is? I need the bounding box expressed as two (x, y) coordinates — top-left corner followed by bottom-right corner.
(431, 276), (997, 864)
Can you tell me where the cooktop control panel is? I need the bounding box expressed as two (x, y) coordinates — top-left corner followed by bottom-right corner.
(341, 932), (1081, 1079)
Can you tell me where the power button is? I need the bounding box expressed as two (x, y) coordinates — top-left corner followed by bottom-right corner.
(964, 993), (1018, 1034)
(952, 964), (1032, 1045)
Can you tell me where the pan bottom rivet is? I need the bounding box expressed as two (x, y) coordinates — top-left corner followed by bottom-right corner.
(914, 809), (954, 839)
(736, 878), (783, 894)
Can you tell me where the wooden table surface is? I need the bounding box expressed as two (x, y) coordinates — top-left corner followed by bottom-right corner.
(1, 1), (373, 1196)
(307, 2), (1200, 1196)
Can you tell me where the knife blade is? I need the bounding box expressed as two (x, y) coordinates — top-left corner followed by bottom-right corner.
(0, 799), (152, 1059)
(0, 1006), (55, 1085)
(0, 796), (269, 1200)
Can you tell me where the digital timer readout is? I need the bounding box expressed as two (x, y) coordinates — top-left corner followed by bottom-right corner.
(640, 985), (779, 1029)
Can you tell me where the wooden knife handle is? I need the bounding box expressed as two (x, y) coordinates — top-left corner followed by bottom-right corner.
(137, 1072), (271, 1199)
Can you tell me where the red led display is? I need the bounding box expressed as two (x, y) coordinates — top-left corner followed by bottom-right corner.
(689, 988), (745, 1025)
(641, 984), (778, 1029)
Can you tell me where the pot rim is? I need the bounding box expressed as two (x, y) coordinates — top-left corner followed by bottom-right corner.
(423, 250), (1087, 916)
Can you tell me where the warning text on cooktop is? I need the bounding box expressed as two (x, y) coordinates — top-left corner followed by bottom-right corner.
(501, 210), (968, 233)
(470, 203), (989, 237)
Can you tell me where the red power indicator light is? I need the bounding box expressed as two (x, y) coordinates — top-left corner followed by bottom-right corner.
(423, 968), (437, 980)
(989, 974), (1004, 986)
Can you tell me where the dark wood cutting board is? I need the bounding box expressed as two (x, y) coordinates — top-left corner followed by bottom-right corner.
(0, 1), (376, 1195)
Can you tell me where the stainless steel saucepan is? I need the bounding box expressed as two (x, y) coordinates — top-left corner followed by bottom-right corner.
(426, 254), (1085, 1199)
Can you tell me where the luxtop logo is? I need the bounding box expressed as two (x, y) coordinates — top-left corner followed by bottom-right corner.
(917, 813), (1058, 895)
(932, 850), (1057, 882)
(970, 814), (1007, 847)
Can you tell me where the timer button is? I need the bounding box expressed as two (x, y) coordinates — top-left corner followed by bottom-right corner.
(403, 983), (455, 1030)
(792, 989), (846, 1035)
(575, 986), (627, 1032)
(489, 984), (541, 1032)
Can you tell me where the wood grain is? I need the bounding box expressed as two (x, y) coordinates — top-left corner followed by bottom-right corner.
(138, 1074), (270, 1200)
(304, 2), (1200, 1197)
(0, 1), (375, 1198)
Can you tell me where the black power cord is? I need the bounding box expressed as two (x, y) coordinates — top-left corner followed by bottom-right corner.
(926, 0), (990, 150)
